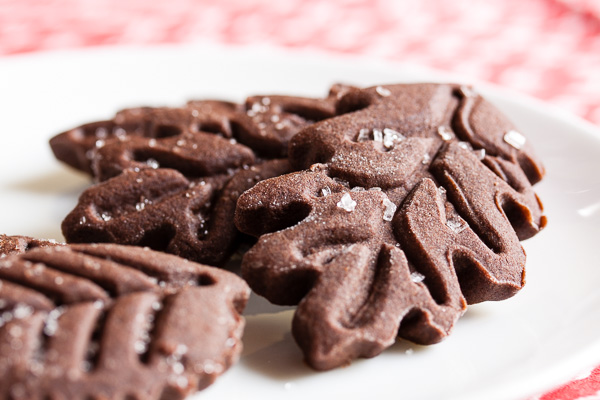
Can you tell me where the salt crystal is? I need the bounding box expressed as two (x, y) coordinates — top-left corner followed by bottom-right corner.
(100, 212), (112, 222)
(261, 97), (271, 106)
(375, 86), (391, 97)
(383, 128), (404, 148)
(357, 128), (370, 142)
(43, 307), (65, 336)
(229, 138), (237, 144)
(475, 148), (486, 160)
(176, 139), (186, 146)
(81, 360), (92, 372)
(337, 193), (357, 212)
(13, 304), (33, 319)
(54, 276), (64, 285)
(135, 202), (145, 211)
(382, 198), (397, 221)
(95, 139), (105, 148)
(9, 326), (23, 337)
(114, 127), (127, 139)
(458, 141), (473, 151)
(373, 128), (383, 143)
(437, 126), (454, 141)
(351, 186), (365, 192)
(438, 186), (447, 195)
(321, 186), (331, 197)
(422, 153), (431, 164)
(203, 361), (216, 374)
(175, 376), (188, 388)
(271, 114), (280, 123)
(134, 340), (147, 354)
(146, 158), (159, 169)
(503, 130), (526, 149)
(148, 139), (157, 147)
(446, 218), (468, 233)
(79, 216), (87, 225)
(410, 271), (425, 283)
(95, 127), (108, 138)
(175, 344), (188, 356)
(370, 187), (382, 191)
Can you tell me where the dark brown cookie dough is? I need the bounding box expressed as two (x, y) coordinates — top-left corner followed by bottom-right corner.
(52, 87), (350, 264)
(0, 243), (249, 399)
(62, 160), (291, 266)
(0, 235), (61, 257)
(50, 86), (351, 179)
(235, 83), (546, 370)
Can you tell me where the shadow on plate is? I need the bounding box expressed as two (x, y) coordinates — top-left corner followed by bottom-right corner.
(7, 169), (89, 196)
(241, 310), (315, 381)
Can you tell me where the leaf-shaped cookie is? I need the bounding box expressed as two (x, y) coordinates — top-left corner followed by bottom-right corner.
(235, 83), (546, 370)
(0, 243), (249, 399)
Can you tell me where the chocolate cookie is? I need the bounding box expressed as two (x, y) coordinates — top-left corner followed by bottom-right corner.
(235, 83), (546, 370)
(62, 160), (291, 266)
(53, 87), (350, 264)
(0, 235), (61, 257)
(0, 243), (249, 399)
(49, 86), (351, 180)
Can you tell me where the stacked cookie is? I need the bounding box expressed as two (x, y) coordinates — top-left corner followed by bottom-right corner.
(0, 83), (546, 398)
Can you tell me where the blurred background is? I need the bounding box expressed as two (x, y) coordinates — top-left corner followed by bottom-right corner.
(1, 1), (599, 399)
(0, 0), (599, 125)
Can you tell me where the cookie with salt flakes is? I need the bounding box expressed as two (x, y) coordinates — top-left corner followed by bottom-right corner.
(235, 83), (546, 370)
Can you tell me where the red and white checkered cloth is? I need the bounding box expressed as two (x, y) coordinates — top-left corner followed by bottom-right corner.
(1, 0), (599, 398)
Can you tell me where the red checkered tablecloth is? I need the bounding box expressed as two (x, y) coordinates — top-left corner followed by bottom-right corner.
(1, 1), (599, 398)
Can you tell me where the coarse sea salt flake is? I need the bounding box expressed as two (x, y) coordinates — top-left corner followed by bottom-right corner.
(13, 304), (33, 319)
(383, 128), (404, 148)
(376, 86), (391, 97)
(321, 187), (331, 197)
(373, 128), (383, 143)
(458, 141), (473, 151)
(382, 198), (397, 221)
(437, 126), (454, 141)
(411, 271), (425, 283)
(100, 212), (112, 222)
(146, 158), (160, 169)
(337, 193), (356, 212)
(446, 218), (468, 233)
(357, 128), (370, 142)
(504, 130), (526, 149)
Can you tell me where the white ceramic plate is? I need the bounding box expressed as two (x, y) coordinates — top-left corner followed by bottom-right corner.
(1, 44), (599, 400)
